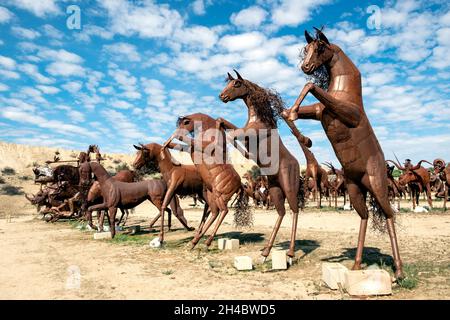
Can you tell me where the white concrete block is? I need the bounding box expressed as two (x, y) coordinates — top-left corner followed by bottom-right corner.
(234, 256), (253, 271)
(322, 263), (348, 290)
(149, 237), (162, 248)
(271, 250), (287, 270)
(414, 206), (428, 213)
(93, 232), (112, 240)
(344, 269), (392, 296)
(218, 238), (228, 250)
(225, 239), (239, 250)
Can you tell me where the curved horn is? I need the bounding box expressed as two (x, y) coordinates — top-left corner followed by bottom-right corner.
(234, 69), (243, 80)
(411, 160), (432, 170)
(133, 144), (142, 150)
(314, 27), (329, 44)
(227, 72), (234, 81)
(304, 30), (314, 44)
(25, 193), (35, 202)
(433, 158), (446, 168)
(386, 160), (405, 171)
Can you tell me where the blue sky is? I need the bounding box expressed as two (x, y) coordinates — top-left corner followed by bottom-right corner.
(0, 0), (449, 165)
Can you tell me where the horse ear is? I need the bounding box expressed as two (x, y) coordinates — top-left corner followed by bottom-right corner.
(133, 144), (142, 150)
(234, 69), (243, 80)
(305, 30), (314, 44)
(227, 72), (234, 81)
(314, 28), (330, 44)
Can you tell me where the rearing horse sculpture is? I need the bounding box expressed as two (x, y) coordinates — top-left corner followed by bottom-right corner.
(218, 72), (304, 262)
(283, 28), (404, 279)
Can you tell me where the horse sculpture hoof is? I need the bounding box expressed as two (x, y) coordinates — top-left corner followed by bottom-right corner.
(395, 269), (405, 281)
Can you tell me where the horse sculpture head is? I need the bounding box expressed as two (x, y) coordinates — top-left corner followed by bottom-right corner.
(132, 143), (164, 171)
(219, 69), (248, 103)
(219, 70), (283, 128)
(301, 28), (334, 75)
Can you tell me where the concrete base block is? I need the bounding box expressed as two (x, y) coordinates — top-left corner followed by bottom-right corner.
(271, 250), (287, 270)
(322, 263), (348, 290)
(234, 256), (253, 271)
(93, 232), (112, 240)
(149, 237), (162, 248)
(344, 269), (392, 296)
(225, 239), (239, 250)
(218, 238), (228, 250)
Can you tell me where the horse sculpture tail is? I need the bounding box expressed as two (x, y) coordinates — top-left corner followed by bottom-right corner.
(298, 176), (306, 209)
(369, 194), (391, 234)
(233, 186), (253, 227)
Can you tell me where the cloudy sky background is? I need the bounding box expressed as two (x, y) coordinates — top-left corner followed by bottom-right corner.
(0, 0), (449, 166)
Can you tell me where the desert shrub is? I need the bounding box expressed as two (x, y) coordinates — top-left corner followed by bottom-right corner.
(1, 167), (16, 175)
(0, 184), (24, 195)
(0, 176), (5, 184)
(18, 175), (31, 181)
(398, 264), (419, 289)
(112, 159), (121, 164)
(115, 163), (130, 172)
(248, 165), (261, 179)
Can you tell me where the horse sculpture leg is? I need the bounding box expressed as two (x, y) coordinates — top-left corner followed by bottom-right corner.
(425, 183), (433, 209)
(261, 186), (286, 259)
(345, 181), (369, 271)
(204, 196), (228, 247)
(364, 173), (404, 279)
(108, 207), (118, 238)
(191, 204), (219, 248)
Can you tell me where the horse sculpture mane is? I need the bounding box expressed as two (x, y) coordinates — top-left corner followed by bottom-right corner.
(227, 78), (285, 128)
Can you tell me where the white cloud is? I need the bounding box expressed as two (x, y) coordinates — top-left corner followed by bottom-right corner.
(141, 78), (166, 107)
(99, 0), (184, 39)
(103, 42), (141, 62)
(219, 32), (266, 51)
(192, 0), (206, 16)
(173, 25), (218, 49)
(101, 108), (146, 140)
(1, 107), (96, 138)
(42, 24), (63, 39)
(8, 0), (60, 17)
(0, 82), (9, 91)
(75, 25), (115, 42)
(0, 69), (20, 79)
(0, 6), (14, 23)
(0, 55), (16, 69)
(11, 26), (41, 39)
(230, 6), (267, 29)
(18, 63), (54, 84)
(62, 81), (82, 93)
(271, 0), (332, 28)
(111, 99), (134, 110)
(46, 61), (85, 77)
(36, 85), (60, 94)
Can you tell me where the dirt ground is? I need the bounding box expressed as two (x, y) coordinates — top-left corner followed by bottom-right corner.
(1, 174), (449, 300)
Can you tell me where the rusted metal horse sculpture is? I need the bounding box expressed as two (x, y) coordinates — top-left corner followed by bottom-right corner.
(162, 113), (249, 248)
(283, 28), (404, 278)
(133, 142), (202, 231)
(87, 169), (136, 230)
(323, 162), (347, 208)
(386, 158), (433, 210)
(298, 140), (328, 208)
(432, 159), (449, 211)
(218, 71), (304, 262)
(81, 162), (172, 239)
